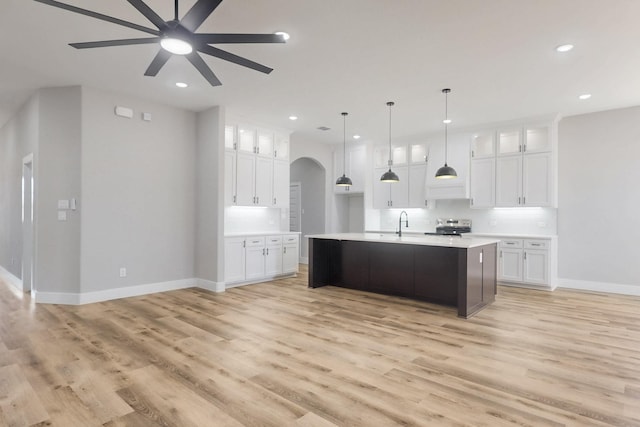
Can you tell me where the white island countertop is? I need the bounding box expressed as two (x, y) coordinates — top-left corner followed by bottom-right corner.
(307, 233), (500, 249)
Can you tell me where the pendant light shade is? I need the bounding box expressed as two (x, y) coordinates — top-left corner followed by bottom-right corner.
(380, 101), (399, 183)
(436, 88), (458, 179)
(336, 112), (353, 187)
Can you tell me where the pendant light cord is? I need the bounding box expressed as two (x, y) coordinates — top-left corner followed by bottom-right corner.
(387, 102), (394, 166)
(443, 89), (450, 165)
(342, 112), (347, 175)
(175, 0), (179, 20)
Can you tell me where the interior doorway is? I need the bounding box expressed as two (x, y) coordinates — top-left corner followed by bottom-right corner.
(290, 158), (325, 263)
(22, 154), (34, 293)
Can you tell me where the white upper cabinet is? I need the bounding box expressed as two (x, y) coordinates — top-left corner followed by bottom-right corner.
(524, 125), (551, 153)
(237, 125), (257, 154)
(496, 155), (523, 206)
(373, 166), (409, 209)
(408, 163), (429, 208)
(409, 143), (428, 165)
(497, 128), (522, 156)
(227, 121), (291, 208)
(471, 131), (495, 159)
(470, 157), (495, 208)
(256, 129), (274, 158)
(274, 132), (290, 160)
(225, 125), (236, 150)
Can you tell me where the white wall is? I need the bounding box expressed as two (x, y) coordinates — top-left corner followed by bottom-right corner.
(0, 93), (39, 279)
(37, 87), (82, 295)
(558, 106), (640, 292)
(80, 87), (196, 293)
(195, 107), (224, 286)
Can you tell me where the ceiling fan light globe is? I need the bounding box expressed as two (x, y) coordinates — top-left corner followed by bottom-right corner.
(160, 37), (193, 55)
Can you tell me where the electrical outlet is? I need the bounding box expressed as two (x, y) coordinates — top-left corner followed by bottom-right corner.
(119, 267), (127, 278)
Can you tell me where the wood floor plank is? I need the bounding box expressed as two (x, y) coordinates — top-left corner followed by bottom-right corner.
(1, 267), (640, 426)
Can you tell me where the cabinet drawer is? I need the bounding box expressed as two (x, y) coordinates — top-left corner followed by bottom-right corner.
(266, 236), (283, 245)
(524, 239), (548, 250)
(245, 237), (266, 247)
(500, 239), (523, 249)
(283, 235), (298, 244)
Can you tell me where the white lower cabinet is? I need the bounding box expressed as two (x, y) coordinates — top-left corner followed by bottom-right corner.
(498, 238), (552, 288)
(224, 233), (299, 286)
(282, 235), (299, 274)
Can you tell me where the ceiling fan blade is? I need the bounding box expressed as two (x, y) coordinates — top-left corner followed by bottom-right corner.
(126, 0), (168, 31)
(70, 37), (160, 49)
(180, 0), (223, 32)
(198, 45), (273, 74)
(186, 52), (222, 86)
(33, 0), (159, 36)
(144, 49), (172, 76)
(194, 33), (286, 44)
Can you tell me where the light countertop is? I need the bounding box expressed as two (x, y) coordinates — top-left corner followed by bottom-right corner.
(307, 233), (500, 249)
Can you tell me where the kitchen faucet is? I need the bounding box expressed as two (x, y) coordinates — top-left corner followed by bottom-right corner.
(397, 211), (409, 237)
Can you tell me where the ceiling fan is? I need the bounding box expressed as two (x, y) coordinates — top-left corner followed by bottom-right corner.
(33, 0), (287, 86)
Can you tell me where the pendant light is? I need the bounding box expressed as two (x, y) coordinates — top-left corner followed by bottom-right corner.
(335, 112), (353, 187)
(435, 88), (458, 179)
(380, 101), (399, 183)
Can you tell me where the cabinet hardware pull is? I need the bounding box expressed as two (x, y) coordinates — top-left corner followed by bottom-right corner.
(267, 248), (269, 255)
(500, 250), (502, 258)
(471, 198), (474, 206)
(273, 198), (276, 205)
(471, 150), (475, 158)
(524, 252), (527, 260)
(284, 247), (286, 254)
(523, 144), (527, 152)
(233, 142), (237, 150)
(518, 196), (521, 205)
(523, 196), (526, 205)
(519, 145), (522, 152)
(531, 243), (541, 246)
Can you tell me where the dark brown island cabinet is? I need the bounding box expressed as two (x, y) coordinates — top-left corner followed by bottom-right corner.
(308, 234), (499, 318)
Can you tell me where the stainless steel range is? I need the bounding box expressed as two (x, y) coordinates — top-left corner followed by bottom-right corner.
(424, 218), (472, 236)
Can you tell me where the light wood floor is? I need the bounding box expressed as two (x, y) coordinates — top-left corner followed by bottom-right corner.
(1, 267), (640, 426)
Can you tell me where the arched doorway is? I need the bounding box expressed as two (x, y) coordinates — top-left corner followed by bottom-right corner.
(290, 157), (325, 262)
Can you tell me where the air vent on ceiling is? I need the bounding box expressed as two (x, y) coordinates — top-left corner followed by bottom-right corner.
(317, 126), (331, 131)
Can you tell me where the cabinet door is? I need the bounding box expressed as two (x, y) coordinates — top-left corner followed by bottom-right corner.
(265, 244), (283, 276)
(523, 152), (552, 207)
(245, 245), (265, 280)
(499, 248), (523, 282)
(236, 152), (256, 206)
(389, 166), (409, 208)
(408, 163), (428, 208)
(471, 131), (495, 159)
(495, 155), (522, 206)
(524, 126), (551, 153)
(373, 167), (391, 208)
(224, 150), (237, 206)
(237, 125), (256, 154)
(347, 145), (366, 193)
(254, 157), (273, 206)
(274, 132), (290, 160)
(256, 129), (274, 158)
(224, 125), (236, 150)
(470, 158), (495, 208)
(272, 160), (289, 207)
(224, 238), (245, 283)
(523, 249), (548, 284)
(409, 143), (428, 165)
(497, 128), (522, 156)
(283, 240), (299, 274)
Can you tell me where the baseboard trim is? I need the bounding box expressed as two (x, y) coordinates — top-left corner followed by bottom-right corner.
(35, 278), (197, 305)
(557, 278), (640, 296)
(0, 265), (23, 292)
(196, 278), (225, 293)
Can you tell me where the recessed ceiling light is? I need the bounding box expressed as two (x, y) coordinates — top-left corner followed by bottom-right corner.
(579, 93), (592, 100)
(443, 119), (452, 124)
(175, 82), (188, 88)
(353, 135), (361, 140)
(275, 32), (290, 41)
(556, 44), (574, 52)
(289, 115), (298, 121)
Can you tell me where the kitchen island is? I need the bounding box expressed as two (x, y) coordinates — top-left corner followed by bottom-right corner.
(308, 233), (500, 318)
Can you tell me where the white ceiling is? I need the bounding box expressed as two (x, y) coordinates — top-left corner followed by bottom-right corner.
(2, 0), (640, 144)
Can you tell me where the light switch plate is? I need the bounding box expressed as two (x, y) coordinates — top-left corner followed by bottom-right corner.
(58, 199), (69, 209)
(58, 211), (67, 221)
